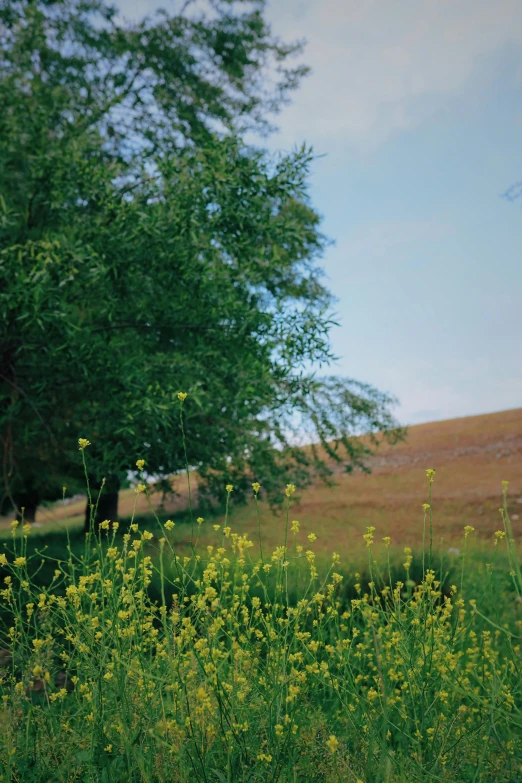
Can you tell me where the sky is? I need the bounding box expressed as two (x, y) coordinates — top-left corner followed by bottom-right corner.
(119, 0), (522, 425)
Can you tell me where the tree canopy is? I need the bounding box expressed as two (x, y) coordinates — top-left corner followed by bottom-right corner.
(0, 0), (404, 523)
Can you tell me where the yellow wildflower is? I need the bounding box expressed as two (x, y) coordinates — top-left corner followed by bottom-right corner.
(78, 438), (91, 450)
(177, 392), (187, 402)
(252, 482), (261, 494)
(362, 526), (375, 548)
(225, 484), (233, 493)
(285, 484), (296, 498)
(14, 557), (26, 567)
(326, 735), (339, 753)
(197, 517), (204, 525)
(426, 468), (436, 483)
(135, 483), (146, 494)
(136, 459), (145, 470)
(164, 520), (175, 531)
(464, 525), (475, 539)
(0, 554), (7, 566)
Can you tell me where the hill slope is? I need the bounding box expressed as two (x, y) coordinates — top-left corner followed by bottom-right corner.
(3, 408), (521, 553)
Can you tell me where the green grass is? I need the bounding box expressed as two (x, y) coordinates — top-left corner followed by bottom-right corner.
(0, 470), (521, 782)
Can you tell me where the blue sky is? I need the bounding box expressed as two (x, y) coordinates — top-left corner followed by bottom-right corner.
(120, 0), (522, 425)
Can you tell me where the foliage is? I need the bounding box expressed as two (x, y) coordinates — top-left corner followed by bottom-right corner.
(0, 445), (521, 781)
(0, 0), (404, 519)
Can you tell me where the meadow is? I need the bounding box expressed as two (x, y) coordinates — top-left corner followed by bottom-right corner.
(0, 408), (521, 782)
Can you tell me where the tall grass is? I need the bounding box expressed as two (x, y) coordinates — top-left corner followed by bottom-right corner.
(0, 415), (521, 781)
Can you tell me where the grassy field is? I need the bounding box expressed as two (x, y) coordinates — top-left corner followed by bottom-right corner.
(5, 407), (521, 559)
(1, 410), (522, 781)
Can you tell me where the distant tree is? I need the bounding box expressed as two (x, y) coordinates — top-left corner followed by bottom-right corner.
(0, 0), (404, 526)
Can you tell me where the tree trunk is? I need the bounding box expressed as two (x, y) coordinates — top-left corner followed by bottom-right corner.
(84, 474), (121, 533)
(14, 490), (39, 523)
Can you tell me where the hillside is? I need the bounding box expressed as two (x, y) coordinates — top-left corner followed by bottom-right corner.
(3, 408), (521, 554)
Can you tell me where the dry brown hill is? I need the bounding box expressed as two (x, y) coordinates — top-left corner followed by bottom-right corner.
(2, 408), (521, 555)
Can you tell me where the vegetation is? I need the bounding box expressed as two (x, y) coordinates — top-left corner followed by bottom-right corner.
(2, 3), (517, 780)
(0, 0), (403, 526)
(0, 420), (521, 782)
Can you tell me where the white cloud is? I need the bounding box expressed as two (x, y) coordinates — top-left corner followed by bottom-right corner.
(268, 0), (522, 148)
(115, 0), (522, 149)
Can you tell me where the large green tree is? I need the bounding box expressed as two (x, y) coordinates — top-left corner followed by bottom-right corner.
(0, 0), (403, 525)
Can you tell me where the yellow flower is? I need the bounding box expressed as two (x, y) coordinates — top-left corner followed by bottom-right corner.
(362, 526), (375, 548)
(225, 484), (233, 493)
(0, 554), (7, 566)
(326, 735), (339, 753)
(104, 744), (113, 753)
(136, 459), (145, 470)
(290, 520), (299, 533)
(23, 524), (31, 535)
(103, 671), (114, 681)
(422, 503), (430, 511)
(464, 525), (475, 539)
(502, 480), (509, 489)
(14, 557), (26, 567)
(177, 392), (187, 402)
(78, 438), (91, 450)
(252, 482), (261, 494)
(142, 530), (153, 540)
(425, 468), (436, 483)
(10, 520), (18, 530)
(164, 520), (175, 531)
(285, 484), (296, 498)
(197, 517), (204, 525)
(213, 524), (220, 531)
(135, 483), (146, 494)
(106, 547), (118, 559)
(99, 520), (110, 530)
(307, 533), (316, 543)
(49, 688), (67, 702)
(383, 536), (391, 547)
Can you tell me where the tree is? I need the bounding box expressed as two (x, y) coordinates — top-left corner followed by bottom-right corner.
(0, 0), (404, 525)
